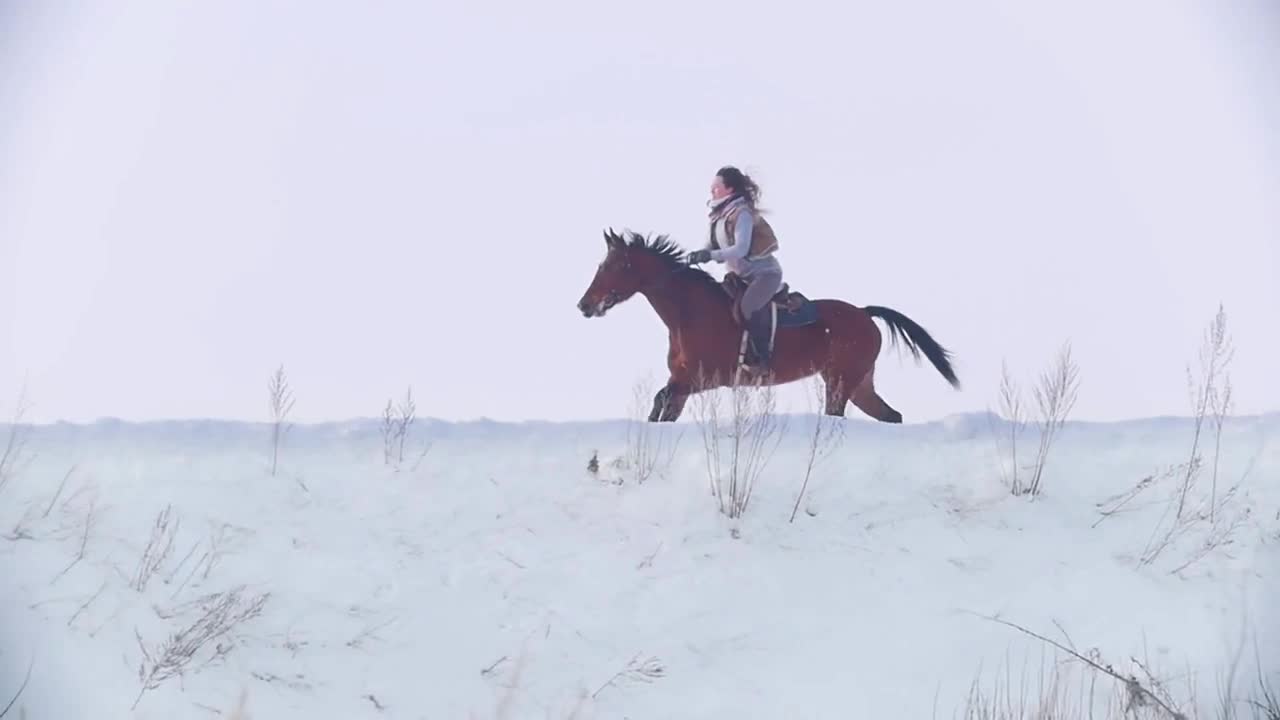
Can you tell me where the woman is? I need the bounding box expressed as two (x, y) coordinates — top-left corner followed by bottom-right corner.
(687, 165), (784, 373)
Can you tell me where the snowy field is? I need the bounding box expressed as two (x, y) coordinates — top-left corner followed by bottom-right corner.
(1, 403), (1278, 719)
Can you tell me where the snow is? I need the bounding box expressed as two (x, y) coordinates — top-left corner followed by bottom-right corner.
(1, 410), (1277, 718)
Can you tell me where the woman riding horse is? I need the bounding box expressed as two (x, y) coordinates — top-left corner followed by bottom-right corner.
(686, 166), (783, 373)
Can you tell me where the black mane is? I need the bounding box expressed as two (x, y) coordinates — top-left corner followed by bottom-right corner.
(608, 229), (726, 297)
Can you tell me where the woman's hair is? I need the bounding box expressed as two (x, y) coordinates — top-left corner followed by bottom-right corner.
(716, 165), (761, 206)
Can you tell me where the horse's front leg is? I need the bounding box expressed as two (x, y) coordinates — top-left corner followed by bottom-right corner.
(648, 384), (670, 422)
(649, 336), (688, 422)
(649, 379), (691, 422)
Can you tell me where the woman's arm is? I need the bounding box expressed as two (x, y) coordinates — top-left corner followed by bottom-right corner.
(710, 211), (753, 262)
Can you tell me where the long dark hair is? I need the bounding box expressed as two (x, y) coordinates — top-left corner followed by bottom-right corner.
(716, 165), (761, 207)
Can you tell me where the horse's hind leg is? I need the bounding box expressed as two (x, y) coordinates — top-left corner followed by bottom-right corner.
(820, 369), (852, 416)
(851, 369), (903, 424)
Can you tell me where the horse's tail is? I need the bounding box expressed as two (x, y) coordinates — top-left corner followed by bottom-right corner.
(863, 305), (960, 389)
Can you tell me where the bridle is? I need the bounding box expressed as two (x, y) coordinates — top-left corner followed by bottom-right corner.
(596, 248), (697, 312)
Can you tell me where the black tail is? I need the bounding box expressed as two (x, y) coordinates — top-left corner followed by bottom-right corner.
(863, 305), (960, 389)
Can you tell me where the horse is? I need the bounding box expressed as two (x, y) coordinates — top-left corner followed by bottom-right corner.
(575, 229), (960, 423)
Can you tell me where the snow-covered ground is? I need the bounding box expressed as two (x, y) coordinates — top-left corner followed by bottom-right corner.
(1, 409), (1277, 719)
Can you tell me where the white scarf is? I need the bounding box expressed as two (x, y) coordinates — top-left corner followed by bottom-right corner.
(707, 194), (747, 248)
(707, 193), (746, 219)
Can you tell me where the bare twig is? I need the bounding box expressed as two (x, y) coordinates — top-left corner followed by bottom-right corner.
(691, 369), (725, 500)
(132, 504), (179, 592)
(0, 384), (34, 496)
(381, 386), (421, 470)
(989, 359), (1030, 495)
(496, 550), (526, 570)
(170, 522), (233, 601)
(1167, 483), (1252, 576)
(164, 539), (202, 586)
(347, 616), (397, 650)
(41, 464), (78, 519)
(409, 440), (432, 472)
(637, 541), (662, 570)
(395, 387), (415, 466)
(1245, 638), (1280, 720)
(51, 497), (97, 584)
(1093, 467), (1170, 528)
(481, 656), (509, 677)
(0, 653), (33, 718)
(380, 399), (396, 466)
(790, 374), (845, 523)
(591, 652), (664, 699)
(3, 501), (39, 542)
(67, 580), (107, 628)
(973, 613), (1187, 719)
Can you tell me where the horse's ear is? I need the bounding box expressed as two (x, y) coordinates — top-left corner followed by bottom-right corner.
(603, 228), (620, 249)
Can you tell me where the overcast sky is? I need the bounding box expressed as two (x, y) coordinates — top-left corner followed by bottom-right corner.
(2, 0), (1277, 424)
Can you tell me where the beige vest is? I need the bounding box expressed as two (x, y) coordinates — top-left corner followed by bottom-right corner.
(711, 203), (779, 259)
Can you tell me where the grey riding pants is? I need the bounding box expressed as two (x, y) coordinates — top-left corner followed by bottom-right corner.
(739, 269), (783, 318)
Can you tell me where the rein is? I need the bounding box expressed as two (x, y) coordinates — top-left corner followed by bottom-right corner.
(619, 254), (689, 296)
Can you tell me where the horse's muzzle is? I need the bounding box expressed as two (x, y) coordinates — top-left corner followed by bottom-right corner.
(577, 292), (618, 318)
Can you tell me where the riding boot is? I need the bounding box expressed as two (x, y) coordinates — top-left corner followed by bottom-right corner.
(742, 306), (773, 372)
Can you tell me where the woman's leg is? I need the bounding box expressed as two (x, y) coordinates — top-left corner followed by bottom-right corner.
(738, 270), (783, 369)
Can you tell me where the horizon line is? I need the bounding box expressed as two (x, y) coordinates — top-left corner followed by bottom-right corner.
(4, 408), (1278, 429)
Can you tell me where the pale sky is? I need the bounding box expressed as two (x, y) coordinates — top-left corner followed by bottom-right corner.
(2, 0), (1277, 424)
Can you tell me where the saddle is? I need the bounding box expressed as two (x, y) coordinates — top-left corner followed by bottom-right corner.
(720, 273), (811, 326)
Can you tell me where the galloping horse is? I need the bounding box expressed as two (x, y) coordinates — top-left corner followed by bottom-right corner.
(576, 230), (960, 423)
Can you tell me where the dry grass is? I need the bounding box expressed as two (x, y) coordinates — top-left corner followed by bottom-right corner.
(991, 359), (1030, 496)
(1084, 305), (1253, 574)
(473, 648), (657, 720)
(990, 342), (1080, 497)
(133, 586), (270, 709)
(268, 364), (295, 477)
(690, 368), (788, 527)
(1134, 305), (1249, 573)
(954, 614), (1280, 720)
(381, 386), (430, 471)
(606, 375), (682, 485)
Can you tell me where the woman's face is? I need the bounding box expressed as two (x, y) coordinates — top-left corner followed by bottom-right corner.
(710, 174), (732, 200)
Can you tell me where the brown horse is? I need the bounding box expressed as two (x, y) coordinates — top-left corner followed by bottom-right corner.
(576, 229), (960, 423)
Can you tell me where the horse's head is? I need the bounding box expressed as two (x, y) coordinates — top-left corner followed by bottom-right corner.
(577, 229), (664, 318)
